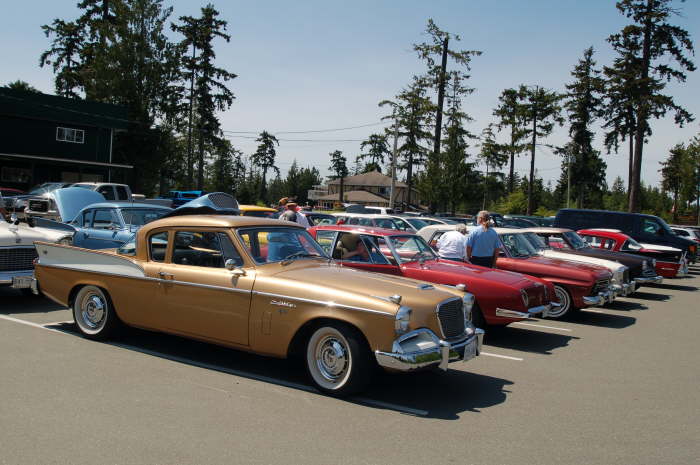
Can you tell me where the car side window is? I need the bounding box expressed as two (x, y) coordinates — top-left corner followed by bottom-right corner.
(361, 235), (390, 265)
(315, 230), (337, 255)
(375, 237), (398, 265)
(92, 209), (119, 229)
(218, 232), (243, 267)
(335, 232), (370, 262)
(172, 231), (226, 268)
(582, 235), (601, 247)
(97, 185), (116, 200)
(115, 186), (129, 200)
(149, 231), (169, 262)
(428, 231), (444, 249)
(642, 219), (660, 234)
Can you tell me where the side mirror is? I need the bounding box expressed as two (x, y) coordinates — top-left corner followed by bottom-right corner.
(225, 259), (246, 276)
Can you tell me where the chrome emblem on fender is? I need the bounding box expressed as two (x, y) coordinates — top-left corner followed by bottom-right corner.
(270, 300), (296, 309)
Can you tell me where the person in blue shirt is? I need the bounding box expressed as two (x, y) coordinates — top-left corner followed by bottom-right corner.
(466, 211), (501, 268)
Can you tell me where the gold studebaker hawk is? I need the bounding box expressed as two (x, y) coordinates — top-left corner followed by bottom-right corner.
(33, 215), (484, 396)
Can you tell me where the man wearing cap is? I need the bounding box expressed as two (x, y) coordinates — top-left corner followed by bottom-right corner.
(466, 210), (500, 268)
(279, 202), (310, 228)
(436, 223), (468, 261)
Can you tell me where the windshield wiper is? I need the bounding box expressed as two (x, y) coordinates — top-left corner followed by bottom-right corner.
(281, 251), (324, 265)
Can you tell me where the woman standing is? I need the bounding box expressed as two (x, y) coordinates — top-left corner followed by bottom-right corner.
(466, 211), (501, 268)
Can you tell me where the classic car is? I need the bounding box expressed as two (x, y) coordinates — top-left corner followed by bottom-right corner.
(418, 225), (615, 319)
(1, 213), (73, 294)
(32, 194), (484, 396)
(238, 205), (278, 218)
(308, 224), (555, 328)
(529, 227), (665, 283)
(305, 212), (338, 226)
(9, 182), (72, 216)
(670, 226), (700, 243)
(69, 202), (172, 249)
(333, 213), (412, 231)
(159, 190), (207, 207)
(517, 230), (635, 297)
(577, 228), (688, 278)
(1, 188), (25, 209)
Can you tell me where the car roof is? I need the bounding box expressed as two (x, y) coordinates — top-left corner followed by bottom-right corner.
(81, 202), (172, 210)
(238, 204), (277, 212)
(142, 214), (304, 231)
(312, 224), (410, 237)
(524, 227), (572, 234)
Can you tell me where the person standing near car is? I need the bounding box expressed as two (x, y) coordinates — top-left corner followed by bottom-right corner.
(279, 202), (310, 228)
(466, 211), (500, 268)
(436, 223), (468, 261)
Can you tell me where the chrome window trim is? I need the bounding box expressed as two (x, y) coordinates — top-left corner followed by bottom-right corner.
(252, 290), (393, 317)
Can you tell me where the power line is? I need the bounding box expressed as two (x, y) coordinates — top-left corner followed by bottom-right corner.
(224, 134), (364, 142)
(222, 121), (388, 135)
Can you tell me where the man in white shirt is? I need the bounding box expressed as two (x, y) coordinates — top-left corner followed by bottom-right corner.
(436, 223), (468, 261)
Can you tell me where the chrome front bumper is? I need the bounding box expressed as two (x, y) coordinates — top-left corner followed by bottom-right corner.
(634, 275), (663, 285)
(495, 304), (551, 319)
(375, 327), (485, 372)
(612, 282), (635, 297)
(0, 269), (33, 287)
(582, 289), (614, 307)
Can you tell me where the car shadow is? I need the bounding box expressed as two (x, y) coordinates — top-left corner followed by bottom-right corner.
(0, 289), (65, 314)
(603, 300), (648, 311)
(626, 290), (671, 301)
(482, 326), (578, 355)
(569, 310), (636, 329)
(46, 322), (511, 420)
(645, 283), (698, 292)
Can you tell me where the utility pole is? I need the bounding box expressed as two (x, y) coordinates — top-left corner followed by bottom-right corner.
(527, 86), (538, 215)
(389, 109), (399, 211)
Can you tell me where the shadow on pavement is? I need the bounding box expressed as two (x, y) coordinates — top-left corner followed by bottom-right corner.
(626, 291), (671, 301)
(482, 326), (579, 355)
(0, 288), (65, 314)
(645, 283), (698, 292)
(570, 310), (636, 329)
(603, 300), (648, 311)
(46, 322), (511, 420)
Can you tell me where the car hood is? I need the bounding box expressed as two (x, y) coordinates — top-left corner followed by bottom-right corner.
(402, 259), (535, 287)
(639, 243), (682, 253)
(517, 255), (611, 280)
(260, 259), (463, 315)
(53, 188), (106, 222)
(540, 249), (622, 272)
(0, 220), (70, 245)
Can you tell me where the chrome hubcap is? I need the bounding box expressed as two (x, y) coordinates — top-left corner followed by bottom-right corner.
(315, 337), (348, 382)
(551, 287), (569, 318)
(81, 294), (105, 329)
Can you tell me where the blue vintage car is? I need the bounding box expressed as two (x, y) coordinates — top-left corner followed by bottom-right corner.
(160, 190), (207, 207)
(69, 202), (172, 249)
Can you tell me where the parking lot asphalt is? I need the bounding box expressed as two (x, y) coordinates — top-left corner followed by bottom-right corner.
(1, 267), (699, 465)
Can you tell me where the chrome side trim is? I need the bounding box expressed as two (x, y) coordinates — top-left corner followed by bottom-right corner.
(252, 290), (393, 317)
(166, 279), (251, 295)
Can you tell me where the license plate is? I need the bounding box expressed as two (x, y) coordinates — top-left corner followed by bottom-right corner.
(11, 276), (33, 289)
(463, 339), (477, 362)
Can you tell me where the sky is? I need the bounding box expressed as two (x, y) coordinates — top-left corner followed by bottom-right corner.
(2, 0), (699, 190)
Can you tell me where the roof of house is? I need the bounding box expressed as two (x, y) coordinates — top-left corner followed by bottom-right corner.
(327, 170), (408, 188)
(316, 190), (390, 203)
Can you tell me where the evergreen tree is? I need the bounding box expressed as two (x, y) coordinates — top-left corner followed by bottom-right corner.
(2, 81), (41, 93)
(357, 134), (390, 173)
(564, 47), (607, 208)
(478, 124), (508, 211)
(493, 88), (527, 192)
(251, 131), (280, 203)
(39, 19), (86, 98)
(520, 85), (564, 214)
(329, 150), (349, 205)
(609, 0), (695, 212)
(659, 143), (685, 222)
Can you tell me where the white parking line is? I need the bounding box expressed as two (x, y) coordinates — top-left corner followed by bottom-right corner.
(511, 322), (572, 332)
(0, 314), (428, 416)
(581, 308), (609, 314)
(480, 351), (523, 361)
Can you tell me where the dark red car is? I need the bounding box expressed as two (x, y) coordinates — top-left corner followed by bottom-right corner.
(578, 228), (688, 278)
(309, 225), (556, 328)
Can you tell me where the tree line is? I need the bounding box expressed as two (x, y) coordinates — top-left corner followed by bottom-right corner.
(28, 0), (697, 219)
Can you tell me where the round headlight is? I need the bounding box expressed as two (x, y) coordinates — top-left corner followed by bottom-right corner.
(520, 289), (529, 308)
(395, 306), (412, 335)
(58, 237), (73, 246)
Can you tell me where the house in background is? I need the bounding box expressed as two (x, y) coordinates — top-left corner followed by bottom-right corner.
(314, 170), (421, 210)
(0, 88), (131, 191)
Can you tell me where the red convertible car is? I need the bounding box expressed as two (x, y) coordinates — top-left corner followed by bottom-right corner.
(308, 225), (555, 328)
(577, 229), (688, 278)
(418, 226), (614, 319)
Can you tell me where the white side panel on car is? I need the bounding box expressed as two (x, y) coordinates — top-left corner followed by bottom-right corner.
(34, 243), (145, 278)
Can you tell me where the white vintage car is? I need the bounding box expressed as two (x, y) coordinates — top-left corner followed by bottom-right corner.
(0, 213), (74, 294)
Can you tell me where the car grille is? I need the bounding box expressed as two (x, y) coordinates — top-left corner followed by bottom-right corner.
(28, 199), (49, 212)
(592, 279), (610, 295)
(0, 247), (38, 272)
(436, 297), (466, 339)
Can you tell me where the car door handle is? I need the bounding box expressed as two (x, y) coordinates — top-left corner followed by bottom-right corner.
(158, 272), (174, 280)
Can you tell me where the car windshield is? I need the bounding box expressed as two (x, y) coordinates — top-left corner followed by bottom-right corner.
(500, 233), (538, 258)
(237, 227), (327, 264)
(621, 237), (643, 251)
(523, 232), (548, 250)
(563, 231), (589, 250)
(406, 218), (429, 230)
(386, 235), (436, 263)
(121, 208), (169, 226)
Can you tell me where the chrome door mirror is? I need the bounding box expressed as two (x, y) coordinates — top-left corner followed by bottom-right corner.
(225, 259), (246, 276)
